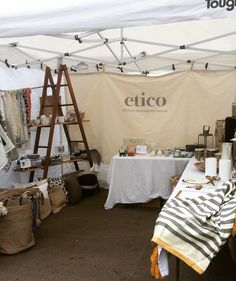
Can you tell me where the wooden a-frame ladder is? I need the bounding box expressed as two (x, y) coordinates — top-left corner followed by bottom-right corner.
(29, 64), (93, 182)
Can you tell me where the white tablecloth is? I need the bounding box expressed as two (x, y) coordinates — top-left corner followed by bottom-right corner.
(104, 155), (189, 209)
(171, 157), (224, 199)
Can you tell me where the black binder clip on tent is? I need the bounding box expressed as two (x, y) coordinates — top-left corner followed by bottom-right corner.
(172, 64), (175, 71)
(74, 35), (82, 43)
(95, 63), (103, 71)
(205, 63), (209, 70)
(70, 66), (77, 72)
(4, 59), (10, 68)
(26, 60), (30, 69)
(187, 60), (194, 70)
(117, 66), (123, 73)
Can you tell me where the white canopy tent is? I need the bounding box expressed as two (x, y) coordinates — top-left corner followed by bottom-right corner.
(1, 1), (236, 187)
(0, 1), (236, 75)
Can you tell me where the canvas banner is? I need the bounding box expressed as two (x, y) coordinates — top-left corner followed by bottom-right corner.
(68, 71), (236, 164)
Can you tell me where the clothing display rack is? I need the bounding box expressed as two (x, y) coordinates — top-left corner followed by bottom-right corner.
(29, 64), (93, 182)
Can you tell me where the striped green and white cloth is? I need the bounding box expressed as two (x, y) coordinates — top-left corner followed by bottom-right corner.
(152, 182), (236, 274)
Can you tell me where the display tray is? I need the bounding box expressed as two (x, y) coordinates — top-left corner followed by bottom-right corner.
(194, 162), (205, 172)
(182, 177), (210, 185)
(194, 161), (219, 173)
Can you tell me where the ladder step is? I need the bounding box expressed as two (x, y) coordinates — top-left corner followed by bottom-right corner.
(37, 145), (48, 148)
(41, 103), (73, 107)
(60, 103), (73, 106)
(69, 140), (84, 143)
(45, 84), (68, 88)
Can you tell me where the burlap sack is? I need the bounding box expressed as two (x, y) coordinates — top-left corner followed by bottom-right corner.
(40, 197), (52, 220)
(0, 187), (43, 230)
(0, 199), (35, 255)
(48, 185), (67, 214)
(0, 187), (41, 201)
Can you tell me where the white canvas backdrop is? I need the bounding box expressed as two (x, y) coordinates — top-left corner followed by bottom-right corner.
(68, 70), (236, 164)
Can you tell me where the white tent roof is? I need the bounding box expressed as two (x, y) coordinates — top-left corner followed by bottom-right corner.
(1, 1), (236, 74)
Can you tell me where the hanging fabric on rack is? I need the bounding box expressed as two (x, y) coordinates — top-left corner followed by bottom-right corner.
(0, 110), (14, 172)
(0, 138), (8, 170)
(0, 109), (6, 131)
(0, 124), (15, 154)
(0, 124), (15, 171)
(2, 90), (28, 148)
(17, 90), (29, 142)
(23, 88), (32, 125)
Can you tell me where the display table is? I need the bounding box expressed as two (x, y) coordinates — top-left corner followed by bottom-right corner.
(151, 157), (236, 279)
(171, 157), (224, 199)
(104, 154), (189, 209)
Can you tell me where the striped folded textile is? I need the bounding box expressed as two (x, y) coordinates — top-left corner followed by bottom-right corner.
(151, 182), (236, 277)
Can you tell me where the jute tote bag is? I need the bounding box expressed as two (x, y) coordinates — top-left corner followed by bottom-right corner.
(0, 197), (35, 255)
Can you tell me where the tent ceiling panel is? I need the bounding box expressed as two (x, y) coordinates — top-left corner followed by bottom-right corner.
(1, 1), (236, 37)
(0, 2), (236, 75)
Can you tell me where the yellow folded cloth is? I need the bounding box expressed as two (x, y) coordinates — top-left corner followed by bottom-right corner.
(150, 244), (165, 279)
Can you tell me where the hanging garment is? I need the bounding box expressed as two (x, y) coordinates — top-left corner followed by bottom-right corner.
(0, 109), (7, 132)
(0, 111), (12, 171)
(2, 91), (28, 147)
(16, 90), (29, 143)
(0, 124), (15, 171)
(0, 138), (8, 170)
(0, 124), (15, 154)
(24, 88), (32, 125)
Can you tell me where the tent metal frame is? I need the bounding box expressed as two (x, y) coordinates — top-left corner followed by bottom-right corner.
(1, 27), (236, 74)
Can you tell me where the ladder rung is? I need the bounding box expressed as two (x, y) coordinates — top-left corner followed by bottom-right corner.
(41, 103), (73, 107)
(37, 146), (48, 148)
(70, 140), (84, 143)
(60, 103), (73, 106)
(45, 84), (68, 88)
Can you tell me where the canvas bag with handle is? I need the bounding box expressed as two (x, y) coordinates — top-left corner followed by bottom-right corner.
(0, 196), (35, 255)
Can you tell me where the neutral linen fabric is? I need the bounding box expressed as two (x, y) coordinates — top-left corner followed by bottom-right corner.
(2, 91), (28, 147)
(104, 155), (189, 209)
(69, 71), (236, 164)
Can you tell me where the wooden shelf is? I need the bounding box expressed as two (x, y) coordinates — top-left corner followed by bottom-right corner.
(29, 120), (90, 128)
(14, 157), (88, 172)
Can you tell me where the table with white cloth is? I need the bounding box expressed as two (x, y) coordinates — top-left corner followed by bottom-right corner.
(104, 154), (189, 210)
(151, 157), (236, 280)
